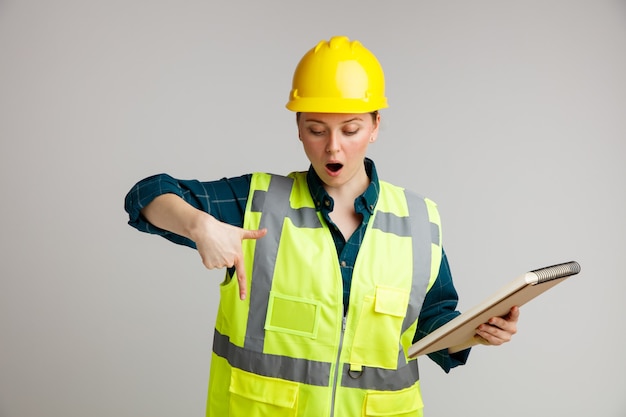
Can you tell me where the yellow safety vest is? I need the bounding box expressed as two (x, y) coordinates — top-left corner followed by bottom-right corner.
(207, 172), (442, 417)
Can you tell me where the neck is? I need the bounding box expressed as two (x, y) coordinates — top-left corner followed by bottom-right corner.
(324, 170), (369, 207)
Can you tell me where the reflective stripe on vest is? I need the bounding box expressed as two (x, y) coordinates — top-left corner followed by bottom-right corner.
(213, 328), (420, 391)
(211, 172), (441, 393)
(244, 175), (320, 353)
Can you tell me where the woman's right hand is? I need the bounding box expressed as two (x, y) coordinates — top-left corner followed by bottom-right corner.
(191, 214), (267, 301)
(141, 193), (267, 301)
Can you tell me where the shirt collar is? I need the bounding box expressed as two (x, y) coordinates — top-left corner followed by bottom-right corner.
(306, 157), (380, 216)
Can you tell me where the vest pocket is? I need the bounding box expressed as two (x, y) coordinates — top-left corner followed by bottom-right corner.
(229, 367), (299, 417)
(363, 384), (424, 417)
(265, 291), (321, 339)
(351, 286), (410, 369)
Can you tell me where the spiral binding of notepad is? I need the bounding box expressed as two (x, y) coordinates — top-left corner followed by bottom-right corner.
(530, 261), (581, 284)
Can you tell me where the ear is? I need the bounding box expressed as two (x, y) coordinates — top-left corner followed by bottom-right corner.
(370, 112), (381, 143)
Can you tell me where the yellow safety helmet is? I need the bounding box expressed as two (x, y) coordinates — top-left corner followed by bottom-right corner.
(286, 36), (388, 113)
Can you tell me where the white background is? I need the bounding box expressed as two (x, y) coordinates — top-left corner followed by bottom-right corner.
(1, 1), (625, 416)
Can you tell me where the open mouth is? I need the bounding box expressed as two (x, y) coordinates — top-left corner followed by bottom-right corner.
(326, 163), (343, 172)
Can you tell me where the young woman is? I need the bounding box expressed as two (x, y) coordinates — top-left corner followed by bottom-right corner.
(125, 35), (518, 417)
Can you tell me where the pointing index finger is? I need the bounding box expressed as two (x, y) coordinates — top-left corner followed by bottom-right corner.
(234, 256), (247, 301)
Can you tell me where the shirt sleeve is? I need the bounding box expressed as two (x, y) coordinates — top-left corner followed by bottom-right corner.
(414, 249), (471, 372)
(124, 173), (252, 248)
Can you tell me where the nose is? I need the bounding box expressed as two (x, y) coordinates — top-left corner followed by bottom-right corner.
(325, 132), (340, 154)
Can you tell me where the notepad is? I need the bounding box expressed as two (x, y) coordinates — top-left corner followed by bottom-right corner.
(407, 261), (581, 358)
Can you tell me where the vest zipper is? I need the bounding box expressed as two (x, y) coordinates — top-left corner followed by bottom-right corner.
(329, 315), (347, 417)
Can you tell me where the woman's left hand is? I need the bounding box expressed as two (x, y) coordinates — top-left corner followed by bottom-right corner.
(475, 306), (520, 346)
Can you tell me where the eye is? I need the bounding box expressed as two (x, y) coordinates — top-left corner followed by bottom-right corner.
(308, 128), (325, 136)
(343, 129), (359, 136)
